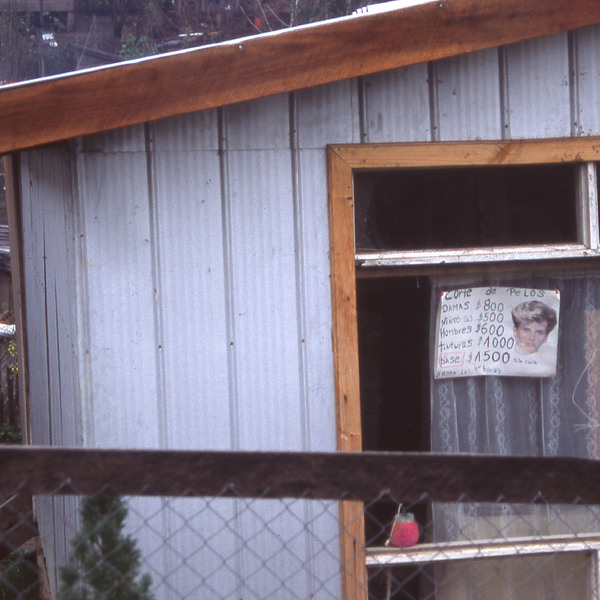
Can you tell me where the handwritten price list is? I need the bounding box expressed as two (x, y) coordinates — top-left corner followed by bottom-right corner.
(434, 286), (560, 379)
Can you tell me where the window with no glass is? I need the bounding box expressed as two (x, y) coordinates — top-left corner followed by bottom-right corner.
(354, 163), (580, 251)
(328, 140), (600, 600)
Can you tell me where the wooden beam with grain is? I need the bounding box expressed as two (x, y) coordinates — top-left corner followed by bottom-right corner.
(2, 0), (600, 154)
(328, 145), (366, 600)
(332, 138), (600, 170)
(1, 447), (600, 504)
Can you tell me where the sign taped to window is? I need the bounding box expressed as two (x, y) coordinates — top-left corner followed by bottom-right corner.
(434, 287), (560, 379)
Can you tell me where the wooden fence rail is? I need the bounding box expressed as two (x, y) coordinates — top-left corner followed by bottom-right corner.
(0, 447), (599, 503)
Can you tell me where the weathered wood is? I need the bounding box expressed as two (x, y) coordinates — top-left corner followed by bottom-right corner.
(331, 138), (600, 170)
(1, 447), (600, 504)
(2, 0), (600, 154)
(334, 139), (600, 271)
(328, 147), (366, 600)
(328, 148), (361, 455)
(356, 256), (600, 280)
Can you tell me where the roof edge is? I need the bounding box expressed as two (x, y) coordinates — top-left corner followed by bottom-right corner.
(2, 0), (600, 154)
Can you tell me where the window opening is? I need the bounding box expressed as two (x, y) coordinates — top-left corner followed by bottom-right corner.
(328, 140), (600, 600)
(357, 269), (600, 599)
(328, 138), (600, 599)
(355, 164), (580, 251)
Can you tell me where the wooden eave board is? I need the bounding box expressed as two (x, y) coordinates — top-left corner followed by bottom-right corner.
(2, 0), (600, 154)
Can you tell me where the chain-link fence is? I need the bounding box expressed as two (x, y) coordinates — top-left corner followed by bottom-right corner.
(2, 447), (600, 600)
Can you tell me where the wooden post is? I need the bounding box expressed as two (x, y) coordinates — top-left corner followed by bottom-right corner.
(328, 146), (366, 600)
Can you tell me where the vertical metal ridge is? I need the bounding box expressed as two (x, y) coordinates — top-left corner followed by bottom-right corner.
(54, 285), (64, 443)
(289, 91), (309, 453)
(428, 62), (440, 141)
(144, 119), (172, 594)
(574, 24), (600, 136)
(64, 143), (83, 447)
(577, 163), (600, 250)
(217, 106), (245, 596)
(569, 30), (582, 136)
(498, 46), (511, 139)
(218, 107), (240, 453)
(289, 92), (314, 596)
(73, 138), (94, 447)
(357, 77), (369, 144)
(145, 123), (168, 450)
(588, 164), (600, 251)
(42, 225), (53, 444)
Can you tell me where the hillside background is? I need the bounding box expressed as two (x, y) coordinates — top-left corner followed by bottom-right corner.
(0, 0), (368, 82)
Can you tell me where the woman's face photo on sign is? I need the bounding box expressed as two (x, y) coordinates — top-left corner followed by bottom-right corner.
(434, 287), (560, 379)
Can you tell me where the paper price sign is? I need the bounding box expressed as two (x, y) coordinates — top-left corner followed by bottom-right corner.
(434, 287), (560, 379)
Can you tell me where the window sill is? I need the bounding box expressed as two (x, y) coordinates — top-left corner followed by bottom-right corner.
(357, 244), (600, 269)
(366, 533), (600, 566)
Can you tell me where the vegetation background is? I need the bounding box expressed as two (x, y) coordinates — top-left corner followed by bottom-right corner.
(0, 0), (369, 83)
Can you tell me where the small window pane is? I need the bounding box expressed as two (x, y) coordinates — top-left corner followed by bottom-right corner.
(354, 164), (580, 251)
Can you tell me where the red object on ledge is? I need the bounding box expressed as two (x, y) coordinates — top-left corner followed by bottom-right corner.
(388, 504), (419, 548)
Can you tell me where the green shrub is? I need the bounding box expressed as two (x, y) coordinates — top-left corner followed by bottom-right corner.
(0, 423), (21, 445)
(119, 33), (156, 59)
(59, 495), (154, 600)
(0, 550), (39, 600)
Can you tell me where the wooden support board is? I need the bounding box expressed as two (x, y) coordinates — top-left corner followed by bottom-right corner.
(2, 0), (600, 153)
(2, 447), (600, 504)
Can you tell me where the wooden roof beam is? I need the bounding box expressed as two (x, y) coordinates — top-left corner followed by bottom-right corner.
(2, 0), (600, 154)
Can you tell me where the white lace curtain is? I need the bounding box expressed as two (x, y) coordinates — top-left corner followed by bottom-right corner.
(430, 270), (600, 599)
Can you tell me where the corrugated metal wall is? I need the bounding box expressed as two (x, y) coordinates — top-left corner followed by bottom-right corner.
(17, 24), (600, 599)
(19, 144), (81, 593)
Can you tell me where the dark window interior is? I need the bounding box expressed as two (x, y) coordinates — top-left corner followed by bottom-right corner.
(358, 276), (431, 456)
(358, 276), (432, 600)
(354, 164), (579, 251)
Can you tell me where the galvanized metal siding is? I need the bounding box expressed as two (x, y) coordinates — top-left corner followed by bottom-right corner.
(505, 33), (572, 138)
(60, 93), (342, 457)
(223, 93), (304, 451)
(363, 27), (600, 142)
(77, 126), (161, 448)
(16, 22), (600, 600)
(363, 63), (431, 142)
(64, 88), (346, 597)
(18, 145), (81, 594)
(435, 47), (503, 141)
(21, 24), (600, 471)
(20, 146), (80, 447)
(219, 88), (347, 597)
(150, 110), (231, 451)
(295, 79), (360, 451)
(291, 79), (362, 598)
(574, 25), (600, 135)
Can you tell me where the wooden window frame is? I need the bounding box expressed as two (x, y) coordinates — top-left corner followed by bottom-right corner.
(327, 137), (600, 600)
